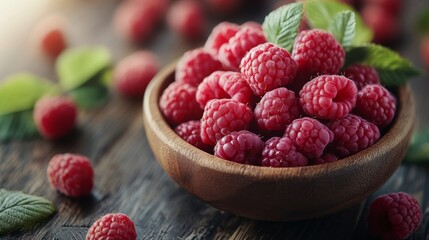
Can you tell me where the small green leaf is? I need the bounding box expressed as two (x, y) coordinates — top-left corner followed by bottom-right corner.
(57, 46), (111, 91)
(405, 128), (429, 163)
(262, 2), (303, 52)
(69, 79), (109, 109)
(0, 189), (56, 235)
(328, 11), (356, 47)
(416, 8), (429, 35)
(0, 110), (39, 142)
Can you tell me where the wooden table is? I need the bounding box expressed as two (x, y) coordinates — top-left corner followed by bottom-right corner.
(1, 0), (429, 239)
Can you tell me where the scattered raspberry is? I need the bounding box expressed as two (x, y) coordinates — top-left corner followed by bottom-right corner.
(206, 0), (244, 15)
(47, 153), (93, 197)
(200, 99), (253, 146)
(312, 153), (338, 165)
(254, 88), (300, 132)
(175, 120), (211, 152)
(218, 27), (267, 71)
(343, 64), (380, 90)
(114, 51), (159, 98)
(362, 5), (398, 44)
(32, 15), (67, 59)
(327, 114), (380, 158)
(421, 35), (429, 69)
(205, 22), (240, 56)
(167, 0), (206, 40)
(368, 192), (421, 240)
(159, 82), (203, 126)
(34, 96), (77, 139)
(355, 84), (396, 128)
(86, 213), (137, 240)
(299, 75), (357, 120)
(214, 130), (264, 165)
(284, 117), (334, 158)
(175, 48), (223, 86)
(240, 43), (298, 96)
(364, 0), (402, 16)
(260, 136), (308, 167)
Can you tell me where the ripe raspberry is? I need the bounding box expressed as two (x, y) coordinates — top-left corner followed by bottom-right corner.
(362, 5), (398, 44)
(200, 99), (253, 146)
(214, 130), (264, 165)
(175, 48), (223, 86)
(114, 51), (159, 98)
(312, 153), (338, 165)
(167, 0), (205, 40)
(260, 137), (308, 167)
(86, 213), (137, 240)
(32, 15), (67, 59)
(343, 64), (380, 90)
(218, 27), (267, 71)
(206, 0), (244, 15)
(175, 120), (211, 152)
(299, 75), (357, 120)
(205, 22), (240, 56)
(254, 88), (300, 132)
(196, 71), (254, 108)
(159, 82), (203, 126)
(368, 192), (421, 240)
(284, 117), (334, 158)
(327, 114), (380, 158)
(47, 153), (93, 197)
(241, 21), (263, 32)
(34, 96), (77, 139)
(356, 84), (396, 128)
(364, 0), (402, 16)
(240, 43), (298, 96)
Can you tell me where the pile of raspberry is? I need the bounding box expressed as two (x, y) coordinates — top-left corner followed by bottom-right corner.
(159, 21), (397, 167)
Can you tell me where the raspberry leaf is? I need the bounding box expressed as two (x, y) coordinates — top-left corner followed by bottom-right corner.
(328, 11), (356, 47)
(262, 2), (303, 52)
(0, 189), (56, 235)
(0, 110), (39, 142)
(405, 127), (429, 163)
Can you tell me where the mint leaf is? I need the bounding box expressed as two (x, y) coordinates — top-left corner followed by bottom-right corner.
(262, 2), (303, 52)
(0, 189), (56, 235)
(0, 110), (39, 142)
(405, 128), (429, 163)
(305, 0), (372, 44)
(345, 44), (421, 86)
(328, 11), (356, 47)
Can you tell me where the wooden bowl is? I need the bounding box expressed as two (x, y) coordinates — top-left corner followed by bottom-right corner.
(143, 61), (416, 221)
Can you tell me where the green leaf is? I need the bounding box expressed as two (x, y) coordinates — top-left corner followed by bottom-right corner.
(328, 11), (356, 47)
(69, 72), (110, 109)
(405, 128), (429, 163)
(305, 0), (372, 44)
(0, 189), (56, 235)
(345, 44), (421, 86)
(0, 74), (56, 116)
(0, 110), (39, 142)
(416, 8), (429, 35)
(57, 46), (111, 91)
(262, 2), (303, 52)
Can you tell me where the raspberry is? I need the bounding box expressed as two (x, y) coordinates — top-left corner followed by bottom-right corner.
(299, 75), (357, 120)
(175, 48), (223, 86)
(86, 213), (137, 240)
(343, 64), (380, 90)
(241, 21), (263, 31)
(159, 82), (203, 126)
(206, 0), (244, 15)
(254, 88), (300, 132)
(205, 22), (240, 56)
(196, 71), (254, 108)
(240, 43), (298, 96)
(214, 130), (264, 165)
(284, 117), (334, 158)
(32, 15), (67, 59)
(260, 137), (308, 167)
(114, 51), (159, 98)
(362, 5), (398, 44)
(34, 96), (77, 139)
(200, 99), (253, 146)
(167, 0), (205, 40)
(312, 153), (338, 165)
(327, 114), (380, 158)
(47, 154), (93, 197)
(218, 27), (267, 71)
(175, 120), (211, 152)
(356, 84), (396, 128)
(364, 0), (402, 16)
(368, 192), (421, 240)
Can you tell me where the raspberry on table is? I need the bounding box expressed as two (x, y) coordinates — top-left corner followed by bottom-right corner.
(299, 75), (357, 120)
(240, 43), (298, 96)
(260, 136), (308, 167)
(167, 0), (206, 40)
(214, 130), (264, 165)
(343, 64), (380, 90)
(200, 99), (253, 146)
(175, 120), (212, 152)
(86, 213), (137, 240)
(327, 114), (380, 158)
(362, 5), (398, 44)
(254, 88), (300, 132)
(368, 192), (421, 240)
(159, 82), (203, 126)
(32, 15), (67, 59)
(47, 153), (93, 197)
(284, 117), (334, 158)
(355, 84), (396, 128)
(205, 22), (240, 56)
(175, 48), (223, 86)
(312, 153), (338, 165)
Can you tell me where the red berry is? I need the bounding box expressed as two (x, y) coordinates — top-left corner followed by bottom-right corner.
(241, 21), (263, 32)
(364, 0), (402, 16)
(260, 136), (308, 167)
(368, 192), (421, 240)
(420, 35), (429, 69)
(175, 120), (211, 152)
(299, 75), (357, 120)
(206, 0), (244, 15)
(33, 15), (67, 59)
(200, 99), (253, 146)
(240, 43), (298, 96)
(205, 22), (241, 56)
(214, 130), (264, 165)
(167, 0), (206, 40)
(362, 5), (398, 44)
(86, 213), (137, 240)
(47, 154), (93, 197)
(34, 96), (77, 139)
(312, 153), (338, 165)
(343, 64), (380, 90)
